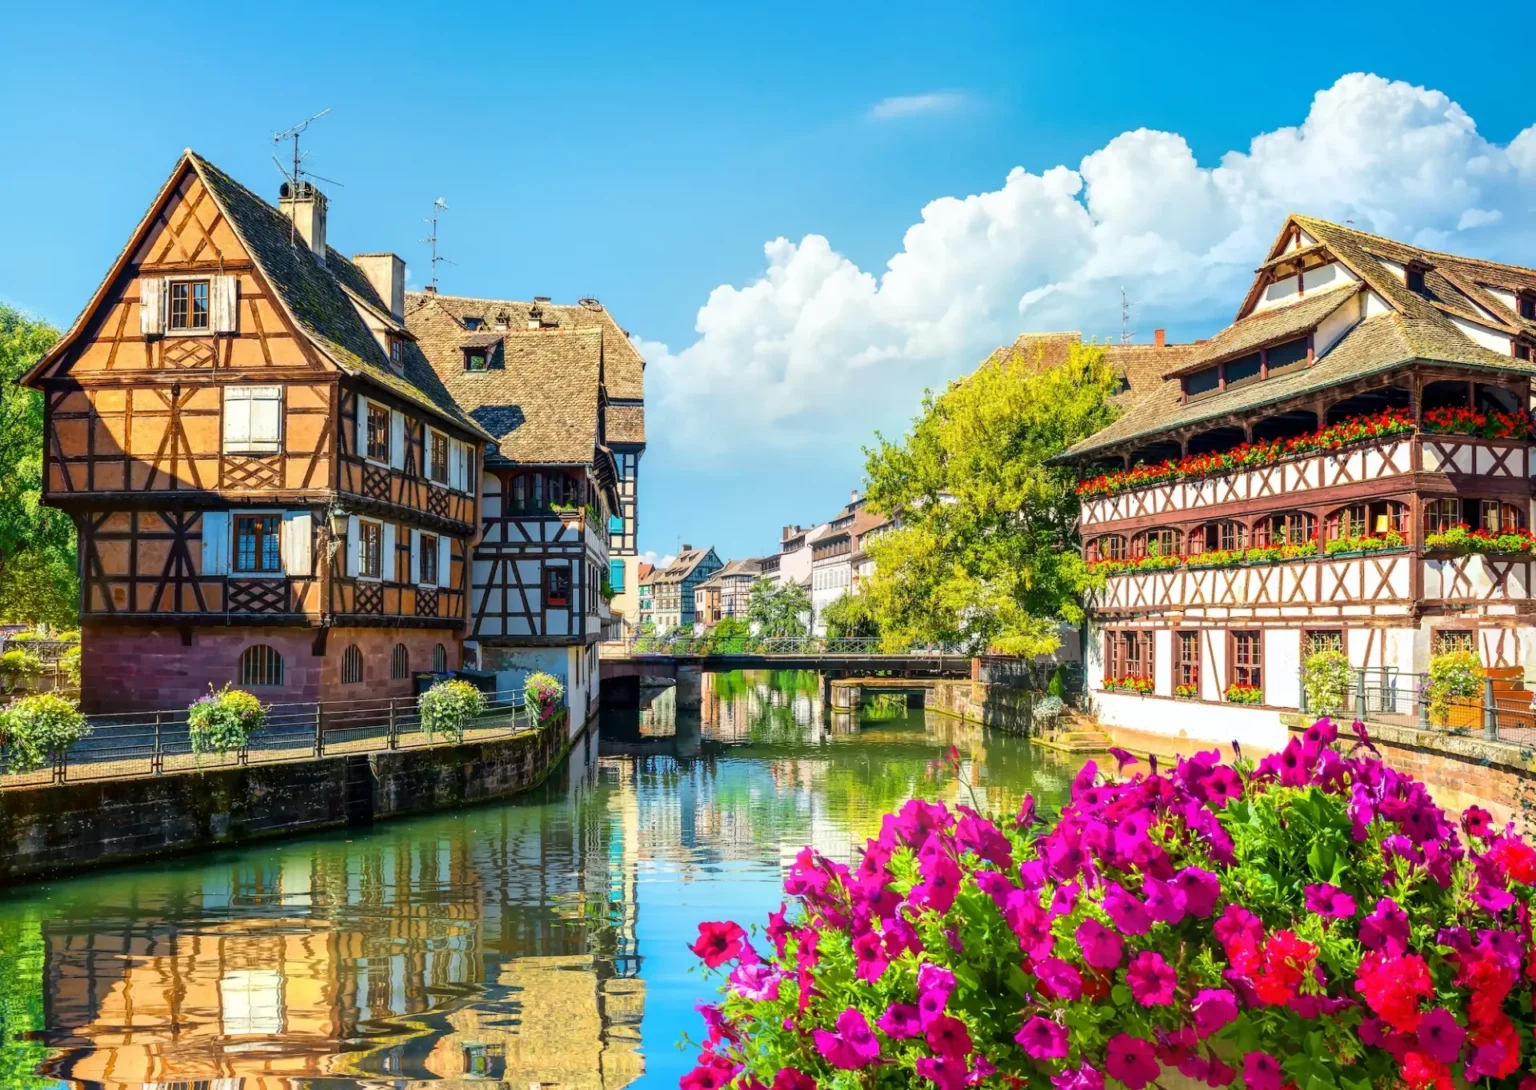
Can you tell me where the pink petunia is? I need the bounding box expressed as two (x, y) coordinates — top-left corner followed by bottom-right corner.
(728, 962), (782, 1002)
(917, 963), (957, 1026)
(1143, 876), (1188, 925)
(1035, 956), (1083, 1001)
(689, 920), (746, 968)
(1105, 1034), (1160, 1090)
(1243, 1051), (1282, 1090)
(1173, 866), (1221, 918)
(1076, 916), (1125, 969)
(1192, 988), (1239, 1037)
(771, 1069), (816, 1090)
(1416, 1007), (1465, 1064)
(1052, 1062), (1106, 1090)
(852, 930), (889, 983)
(1016, 1015), (1069, 1059)
(1303, 883), (1357, 919)
(915, 1054), (969, 1090)
(1125, 950), (1178, 1006)
(679, 1051), (740, 1090)
(1103, 884), (1153, 935)
(876, 1002), (923, 1039)
(812, 1007), (881, 1070)
(925, 1014), (974, 1059)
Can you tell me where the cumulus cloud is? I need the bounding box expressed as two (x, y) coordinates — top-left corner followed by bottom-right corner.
(868, 91), (970, 121)
(643, 74), (1536, 455)
(639, 550), (676, 571)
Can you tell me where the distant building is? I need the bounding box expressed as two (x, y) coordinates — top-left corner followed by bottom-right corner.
(650, 546), (723, 632)
(692, 558), (763, 629)
(636, 562), (656, 630)
(811, 498), (886, 634)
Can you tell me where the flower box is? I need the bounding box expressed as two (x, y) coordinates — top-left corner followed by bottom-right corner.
(1224, 683), (1263, 705)
(1422, 406), (1535, 441)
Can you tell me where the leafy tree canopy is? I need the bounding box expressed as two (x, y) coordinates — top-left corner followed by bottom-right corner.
(861, 341), (1120, 655)
(746, 578), (810, 639)
(0, 307), (75, 627)
(819, 589), (879, 639)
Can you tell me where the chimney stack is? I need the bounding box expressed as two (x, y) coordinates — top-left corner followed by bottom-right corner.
(681, 544), (692, 553)
(278, 181), (327, 264)
(1154, 328), (1166, 348)
(850, 489), (861, 504)
(353, 254), (406, 322)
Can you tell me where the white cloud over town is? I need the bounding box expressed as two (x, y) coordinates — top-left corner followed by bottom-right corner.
(641, 74), (1536, 455)
(868, 91), (971, 121)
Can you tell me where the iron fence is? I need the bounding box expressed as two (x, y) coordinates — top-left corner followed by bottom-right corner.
(0, 687), (535, 789)
(1300, 667), (1536, 747)
(614, 635), (965, 656)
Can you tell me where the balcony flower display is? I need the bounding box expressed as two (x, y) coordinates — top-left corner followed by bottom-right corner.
(684, 719), (1536, 1090)
(1422, 405), (1535, 441)
(1323, 529), (1405, 556)
(1104, 675), (1154, 695)
(1424, 524), (1536, 555)
(1223, 682), (1263, 704)
(1089, 554), (1180, 575)
(1173, 682), (1199, 699)
(1076, 410), (1415, 499)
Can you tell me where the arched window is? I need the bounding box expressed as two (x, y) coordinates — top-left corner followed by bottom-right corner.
(391, 643), (409, 680)
(433, 643), (448, 672)
(1424, 498), (1461, 535)
(1131, 528), (1181, 558)
(340, 644), (363, 685)
(1088, 535), (1127, 563)
(1328, 500), (1406, 541)
(1191, 521), (1245, 554)
(238, 644), (284, 687)
(1253, 511), (1316, 547)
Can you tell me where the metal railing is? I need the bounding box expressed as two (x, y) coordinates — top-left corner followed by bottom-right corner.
(612, 635), (965, 656)
(0, 687), (536, 790)
(1300, 667), (1536, 746)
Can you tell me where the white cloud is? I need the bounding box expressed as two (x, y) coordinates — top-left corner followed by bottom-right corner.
(640, 550), (676, 571)
(643, 74), (1536, 455)
(868, 91), (969, 121)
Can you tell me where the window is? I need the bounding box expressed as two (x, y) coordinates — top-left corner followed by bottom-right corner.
(1104, 631), (1122, 679)
(1176, 631), (1200, 692)
(1519, 293), (1536, 321)
(464, 317), (483, 331)
(391, 643), (409, 680)
(238, 644), (284, 687)
(1195, 520), (1245, 553)
(1327, 503), (1369, 541)
(169, 279), (211, 330)
(1256, 511), (1315, 547)
(1406, 263), (1427, 295)
(1435, 629), (1475, 654)
(1090, 535), (1127, 563)
(546, 565), (572, 607)
(1224, 352), (1262, 388)
(1123, 631), (1147, 679)
(465, 350), (487, 372)
(358, 520), (382, 578)
(1480, 500), (1526, 533)
(420, 533), (439, 584)
(1265, 337), (1310, 376)
(1424, 498), (1460, 535)
(430, 432), (449, 484)
(1304, 630), (1343, 655)
(364, 404), (390, 462)
(235, 515), (281, 573)
(433, 643), (448, 672)
(223, 387), (282, 453)
(388, 335), (404, 364)
(340, 644), (363, 685)
(609, 559), (625, 592)
(1231, 631), (1262, 690)
(1185, 366), (1220, 399)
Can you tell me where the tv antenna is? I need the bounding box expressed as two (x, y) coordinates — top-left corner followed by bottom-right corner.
(421, 198), (453, 290)
(271, 108), (342, 246)
(1119, 286), (1135, 345)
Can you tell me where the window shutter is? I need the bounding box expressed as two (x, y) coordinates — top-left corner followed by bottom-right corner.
(223, 387), (252, 450)
(250, 387), (281, 451)
(282, 511), (312, 576)
(452, 440), (467, 491)
(610, 559), (625, 592)
(389, 410), (406, 470)
(140, 277), (165, 336)
(410, 529), (422, 585)
(423, 430), (435, 481)
(355, 395), (368, 458)
(346, 515), (360, 577)
(212, 275), (239, 333)
(437, 535), (451, 588)
(201, 511), (230, 575)
(381, 522), (397, 582)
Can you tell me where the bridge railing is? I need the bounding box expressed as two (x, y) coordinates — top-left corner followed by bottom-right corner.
(612, 635), (966, 657)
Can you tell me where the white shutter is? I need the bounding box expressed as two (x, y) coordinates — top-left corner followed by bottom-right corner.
(423, 430), (435, 481)
(201, 511), (230, 575)
(381, 522), (397, 582)
(346, 515), (360, 577)
(139, 277), (165, 336)
(452, 440), (466, 491)
(355, 395), (368, 459)
(282, 511), (312, 576)
(410, 529), (422, 585)
(437, 535), (451, 588)
(389, 410), (406, 470)
(223, 387), (252, 450)
(250, 387), (281, 452)
(212, 275), (239, 333)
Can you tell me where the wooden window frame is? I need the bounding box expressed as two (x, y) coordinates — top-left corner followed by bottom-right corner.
(464, 349), (488, 372)
(1424, 497), (1461, 535)
(432, 643), (448, 672)
(365, 404), (391, 463)
(1434, 628), (1476, 654)
(1230, 630), (1262, 691)
(233, 513), (283, 574)
(358, 519), (383, 580)
(545, 564), (572, 608)
(389, 335), (404, 364)
(1303, 629), (1344, 656)
(420, 532), (439, 585)
(1176, 630), (1200, 691)
(429, 431), (449, 484)
(168, 278), (212, 332)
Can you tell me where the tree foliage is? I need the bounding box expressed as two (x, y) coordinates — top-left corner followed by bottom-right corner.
(860, 342), (1120, 656)
(0, 307), (75, 627)
(819, 590), (880, 639)
(747, 578), (811, 639)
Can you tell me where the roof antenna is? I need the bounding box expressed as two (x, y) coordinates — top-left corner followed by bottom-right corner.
(272, 108), (342, 247)
(1120, 287), (1135, 346)
(421, 198), (453, 291)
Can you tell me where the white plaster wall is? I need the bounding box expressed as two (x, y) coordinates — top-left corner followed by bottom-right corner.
(1257, 274), (1300, 310)
(1267, 629), (1302, 709)
(1364, 290), (1393, 317)
(1451, 315), (1513, 356)
(1379, 258), (1406, 283)
(1093, 691), (1288, 752)
(1085, 619), (1106, 689)
(483, 644), (593, 738)
(1315, 291), (1361, 356)
(1296, 229), (1318, 248)
(1487, 286), (1519, 311)
(1385, 627), (1417, 677)
(1153, 629), (1173, 696)
(1201, 630), (1227, 702)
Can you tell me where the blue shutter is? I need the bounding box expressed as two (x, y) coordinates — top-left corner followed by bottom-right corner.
(608, 514), (623, 534)
(609, 559), (625, 592)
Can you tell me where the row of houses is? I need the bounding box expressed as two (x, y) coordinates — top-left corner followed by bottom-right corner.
(26, 151), (646, 717)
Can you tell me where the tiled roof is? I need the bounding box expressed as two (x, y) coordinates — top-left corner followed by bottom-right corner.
(637, 562), (655, 582)
(606, 403), (646, 444)
(1164, 285), (1360, 377)
(654, 547), (716, 584)
(407, 294), (602, 465)
(983, 332), (1196, 409)
(188, 155), (487, 438)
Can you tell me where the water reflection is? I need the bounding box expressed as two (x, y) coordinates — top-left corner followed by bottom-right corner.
(0, 672), (1075, 1089)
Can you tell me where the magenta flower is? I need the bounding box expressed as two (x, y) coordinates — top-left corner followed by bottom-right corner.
(728, 961), (782, 1002)
(1462, 805), (1494, 838)
(679, 1051), (740, 1090)
(1052, 1062), (1105, 1090)
(1103, 884), (1152, 935)
(911, 852), (963, 914)
(1243, 1051), (1282, 1090)
(1125, 950), (1177, 1006)
(812, 1007), (881, 1070)
(1108, 746), (1139, 772)
(1200, 765), (1244, 806)
(1017, 1014), (1069, 1059)
(1035, 956), (1083, 1001)
(1416, 1007), (1465, 1064)
(1105, 1034), (1160, 1090)
(852, 930), (888, 983)
(1204, 1058), (1236, 1087)
(1214, 903), (1262, 953)
(924, 1014), (973, 1058)
(1192, 988), (1239, 1037)
(1173, 867), (1221, 918)
(1358, 897), (1410, 956)
(914, 1054), (968, 1090)
(1076, 916), (1125, 969)
(689, 920), (747, 968)
(876, 1002), (923, 1039)
(917, 962), (956, 1026)
(770, 1070), (815, 1090)
(1143, 876), (1188, 925)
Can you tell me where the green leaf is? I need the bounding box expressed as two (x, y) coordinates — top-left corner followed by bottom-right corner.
(1111, 984), (1133, 1008)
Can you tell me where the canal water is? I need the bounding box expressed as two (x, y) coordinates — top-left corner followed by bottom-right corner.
(0, 671), (1076, 1090)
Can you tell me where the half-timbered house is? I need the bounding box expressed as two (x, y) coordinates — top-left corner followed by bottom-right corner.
(23, 152), (490, 711)
(650, 547), (722, 633)
(1057, 215), (1536, 747)
(406, 291), (625, 727)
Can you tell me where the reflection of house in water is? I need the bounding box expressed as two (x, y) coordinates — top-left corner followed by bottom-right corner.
(38, 782), (645, 1090)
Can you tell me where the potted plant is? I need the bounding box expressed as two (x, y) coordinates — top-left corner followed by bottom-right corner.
(523, 671), (566, 724)
(1427, 648), (1482, 728)
(187, 685), (267, 755)
(1224, 682), (1263, 704)
(0, 693), (89, 772)
(1173, 682), (1199, 699)
(1301, 648), (1352, 713)
(419, 678), (487, 743)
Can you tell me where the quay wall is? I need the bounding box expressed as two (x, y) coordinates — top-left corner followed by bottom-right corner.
(926, 679), (1033, 733)
(0, 711), (576, 882)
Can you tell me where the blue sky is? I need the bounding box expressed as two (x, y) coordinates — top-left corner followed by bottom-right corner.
(6, 1), (1536, 563)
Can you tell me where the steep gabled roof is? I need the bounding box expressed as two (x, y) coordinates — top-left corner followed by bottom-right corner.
(983, 331), (1197, 409)
(654, 547), (717, 584)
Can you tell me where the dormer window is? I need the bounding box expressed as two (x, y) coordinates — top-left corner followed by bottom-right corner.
(464, 317), (483, 331)
(465, 350), (487, 372)
(1518, 292), (1536, 321)
(388, 335), (404, 365)
(169, 279), (210, 330)
(494, 311), (510, 330)
(1405, 261), (1429, 295)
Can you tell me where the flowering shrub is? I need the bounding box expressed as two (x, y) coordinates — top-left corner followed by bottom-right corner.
(0, 649), (42, 693)
(1103, 676), (1154, 695)
(1302, 649), (1353, 713)
(186, 685), (265, 754)
(1427, 650), (1482, 728)
(1032, 695), (1066, 728)
(0, 694), (88, 772)
(1173, 683), (1199, 699)
(1425, 525), (1536, 555)
(1076, 410), (1415, 499)
(1224, 683), (1263, 705)
(1090, 555), (1180, 576)
(523, 671), (566, 724)
(419, 678), (486, 742)
(1323, 530), (1405, 556)
(683, 717), (1536, 1090)
(1422, 405), (1535, 441)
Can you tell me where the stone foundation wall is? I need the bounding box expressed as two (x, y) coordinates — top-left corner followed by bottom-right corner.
(927, 680), (1034, 733)
(0, 711), (573, 882)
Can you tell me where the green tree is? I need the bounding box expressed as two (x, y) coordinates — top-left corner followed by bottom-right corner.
(746, 578), (810, 638)
(819, 590), (879, 639)
(862, 340), (1120, 655)
(0, 307), (75, 627)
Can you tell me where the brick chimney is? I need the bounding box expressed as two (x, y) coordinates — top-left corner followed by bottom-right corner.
(353, 253), (405, 322)
(850, 489), (861, 504)
(278, 181), (327, 264)
(1154, 328), (1166, 347)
